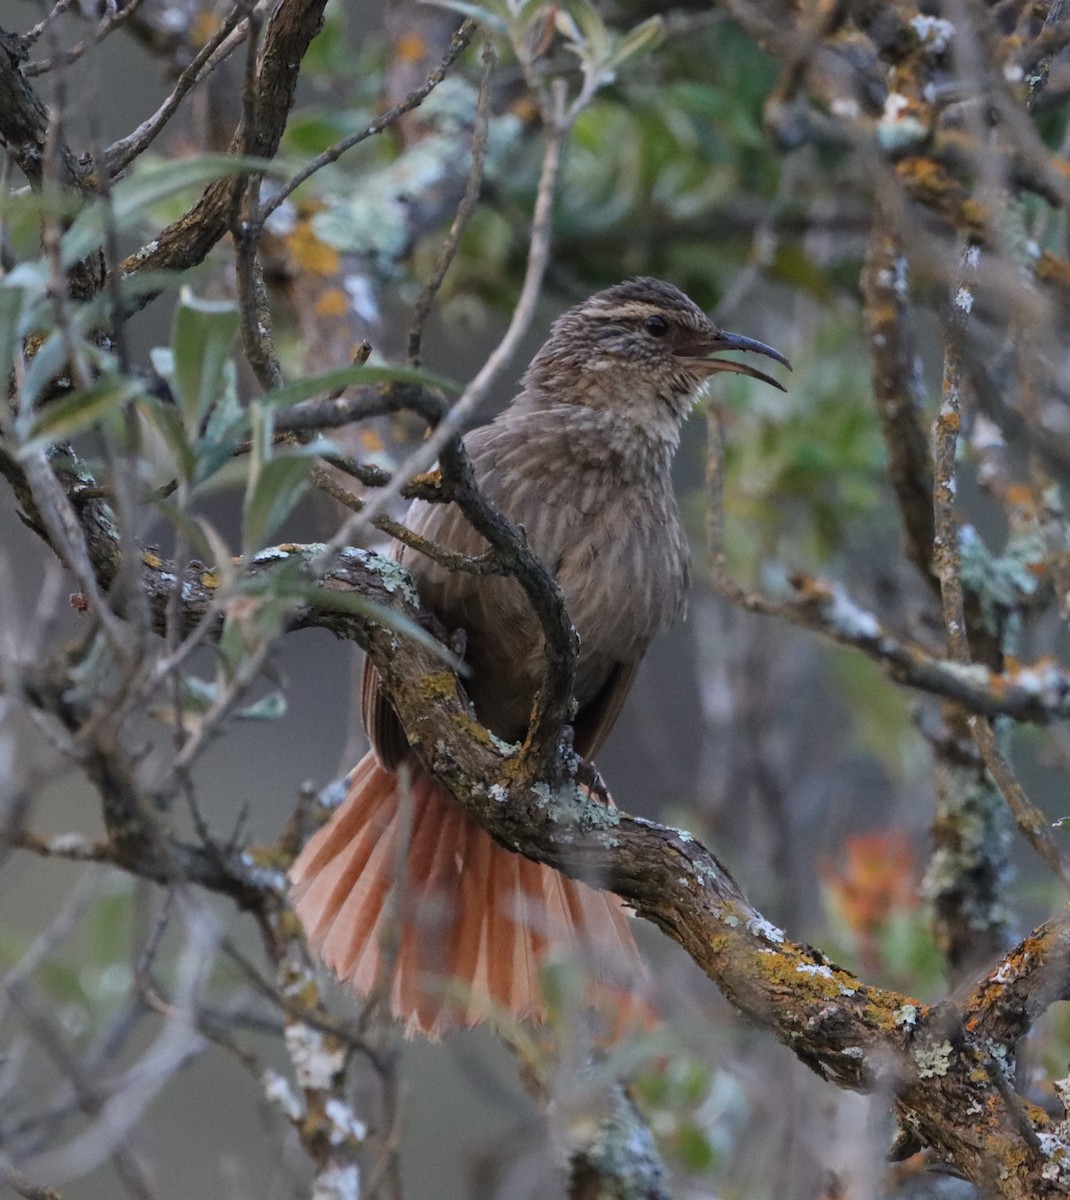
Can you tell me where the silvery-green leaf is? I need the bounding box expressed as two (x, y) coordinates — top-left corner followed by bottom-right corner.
(19, 378), (145, 455)
(171, 290), (240, 435)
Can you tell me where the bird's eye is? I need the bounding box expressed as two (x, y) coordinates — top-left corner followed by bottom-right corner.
(644, 314), (670, 337)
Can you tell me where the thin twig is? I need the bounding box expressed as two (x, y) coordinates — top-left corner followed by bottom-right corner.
(309, 463), (503, 574)
(258, 18), (477, 225)
(104, 0), (262, 174)
(407, 39), (495, 365)
(25, 0), (147, 76)
(969, 715), (1070, 890)
(933, 261), (975, 665)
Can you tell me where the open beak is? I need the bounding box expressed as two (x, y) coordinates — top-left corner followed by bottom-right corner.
(678, 329), (792, 393)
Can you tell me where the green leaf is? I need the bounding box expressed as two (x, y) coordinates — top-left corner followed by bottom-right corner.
(303, 584), (466, 672)
(137, 394), (195, 482)
(235, 691), (287, 720)
(676, 1122), (716, 1173)
(606, 15), (664, 71)
(19, 378), (144, 454)
(257, 363), (459, 414)
(558, 0), (610, 57)
(242, 455), (313, 553)
(0, 285), (24, 398)
(424, 0), (509, 34)
(17, 330), (68, 422)
(170, 290), (240, 435)
(61, 154), (282, 268)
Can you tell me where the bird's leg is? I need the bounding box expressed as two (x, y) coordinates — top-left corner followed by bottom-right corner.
(447, 627), (468, 662)
(576, 757), (611, 803)
(415, 609), (467, 658)
(560, 727), (611, 803)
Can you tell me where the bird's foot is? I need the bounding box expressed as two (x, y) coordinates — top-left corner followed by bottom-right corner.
(575, 755), (610, 804)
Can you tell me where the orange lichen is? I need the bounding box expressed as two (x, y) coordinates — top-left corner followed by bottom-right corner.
(286, 221), (341, 277)
(314, 287), (348, 318)
(395, 33), (426, 63)
(821, 831), (919, 974)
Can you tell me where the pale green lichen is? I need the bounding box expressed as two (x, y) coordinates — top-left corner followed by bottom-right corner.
(487, 731), (520, 756)
(530, 780), (621, 835)
(569, 1085), (668, 1200)
(921, 747), (1013, 941)
(338, 547), (420, 606)
(958, 522), (1045, 641)
(915, 1040), (953, 1078)
(313, 79), (521, 273)
(894, 1004), (919, 1029)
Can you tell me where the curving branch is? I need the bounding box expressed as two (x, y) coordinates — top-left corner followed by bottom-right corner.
(73, 532), (1070, 1198)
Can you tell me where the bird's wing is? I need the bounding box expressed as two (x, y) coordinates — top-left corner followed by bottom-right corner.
(361, 449), (504, 768)
(572, 659), (640, 761)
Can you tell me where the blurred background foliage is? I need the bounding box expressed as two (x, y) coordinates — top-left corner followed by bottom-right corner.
(2, 0), (1070, 1196)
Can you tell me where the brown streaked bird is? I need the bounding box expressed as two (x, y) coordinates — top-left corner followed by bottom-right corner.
(290, 278), (789, 1038)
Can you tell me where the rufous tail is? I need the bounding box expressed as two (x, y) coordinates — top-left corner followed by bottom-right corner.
(289, 752), (644, 1039)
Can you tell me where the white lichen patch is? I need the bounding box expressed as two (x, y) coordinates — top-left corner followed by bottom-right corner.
(48, 832), (93, 855)
(487, 783), (509, 803)
(830, 97), (860, 119)
(284, 1023), (346, 1091)
(884, 93), (910, 120)
(894, 1003), (919, 1029)
(488, 731), (520, 756)
(796, 962), (834, 979)
(324, 1097), (367, 1146)
(746, 915), (785, 943)
(911, 14), (954, 53)
(955, 286), (974, 314)
(343, 274), (379, 325)
(239, 855), (288, 894)
(312, 1163), (360, 1200)
(262, 1068), (304, 1121)
(827, 587), (881, 640)
(876, 93), (927, 152)
(991, 960), (1017, 984)
(915, 1040), (953, 1078)
(1037, 1132), (1070, 1183)
(252, 546), (291, 563)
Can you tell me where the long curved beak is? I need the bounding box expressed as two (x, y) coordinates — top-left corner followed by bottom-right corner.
(679, 329), (792, 393)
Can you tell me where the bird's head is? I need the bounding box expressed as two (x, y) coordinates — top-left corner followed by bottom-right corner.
(524, 278), (790, 427)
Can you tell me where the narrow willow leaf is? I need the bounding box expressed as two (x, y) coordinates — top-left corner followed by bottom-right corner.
(302, 585), (466, 672)
(423, 0), (509, 34)
(61, 154), (281, 268)
(16, 330), (68, 424)
(235, 691), (287, 721)
(0, 285), (24, 398)
(560, 0), (610, 57)
(607, 15), (664, 70)
(171, 291), (240, 435)
(257, 363), (459, 415)
(137, 394), (195, 482)
(19, 378), (144, 455)
(242, 455), (313, 554)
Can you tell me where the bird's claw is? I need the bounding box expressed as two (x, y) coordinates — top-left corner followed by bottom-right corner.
(575, 756), (610, 803)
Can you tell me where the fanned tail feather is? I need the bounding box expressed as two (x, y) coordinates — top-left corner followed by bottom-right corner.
(290, 752), (645, 1038)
